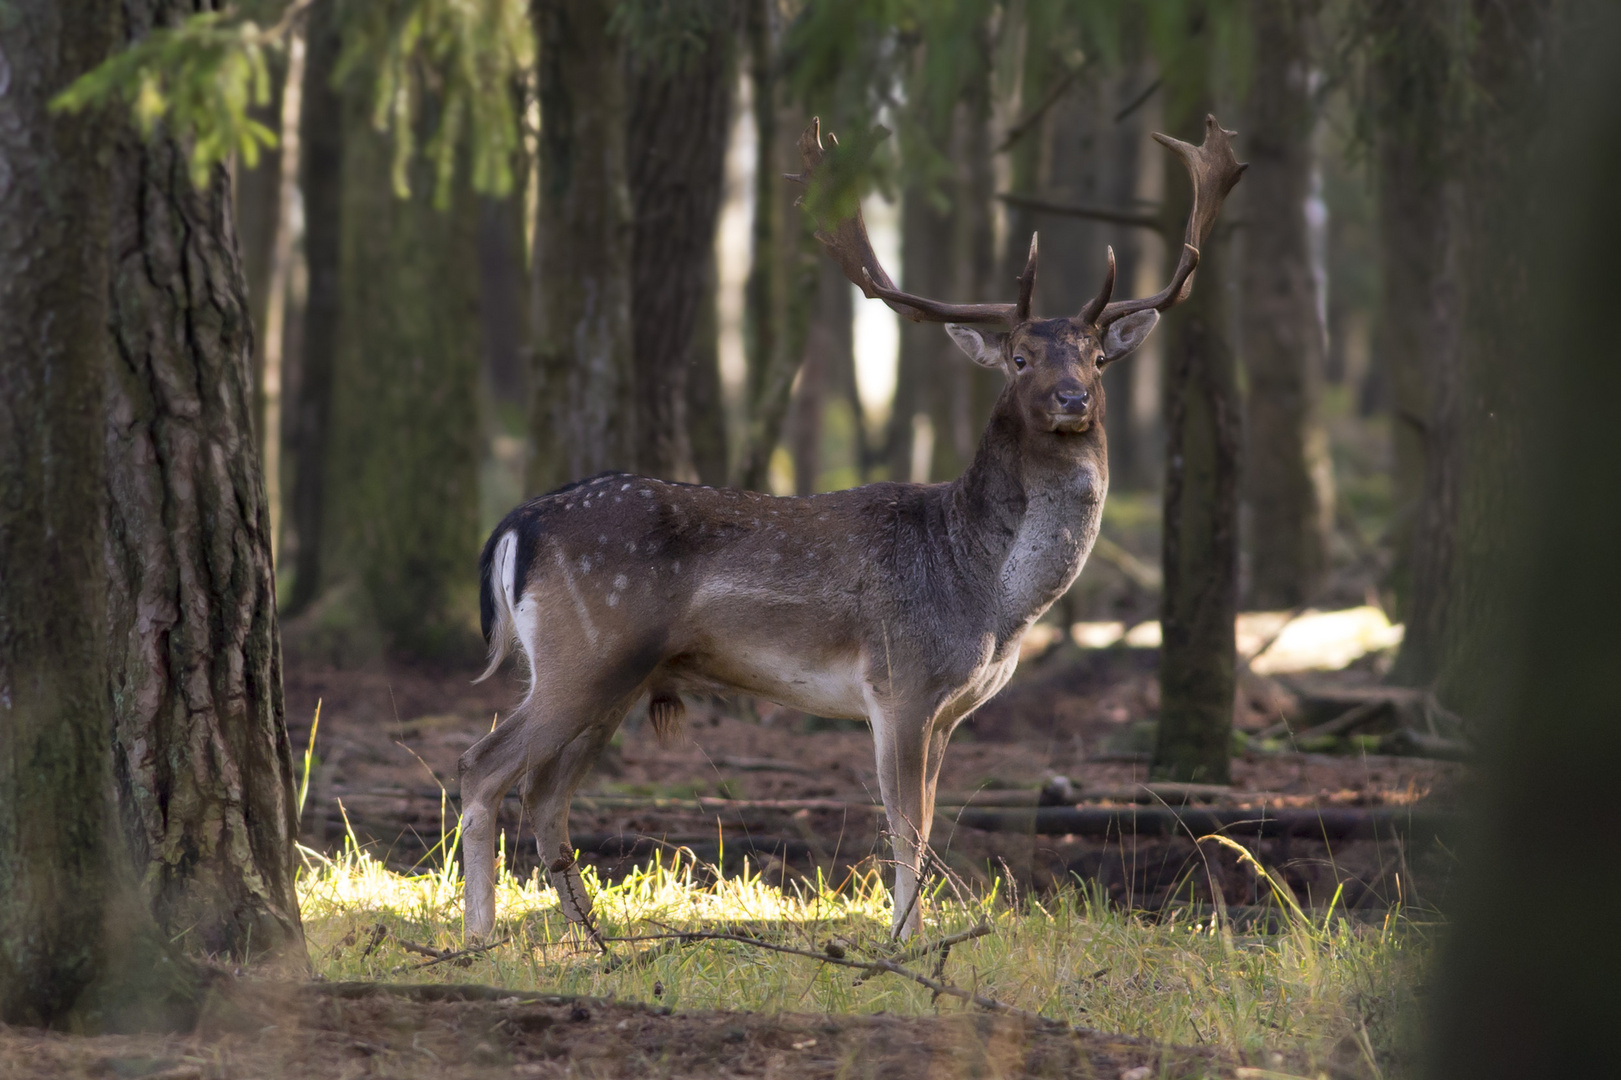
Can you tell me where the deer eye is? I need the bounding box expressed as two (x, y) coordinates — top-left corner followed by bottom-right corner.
(1013, 355), (1028, 371)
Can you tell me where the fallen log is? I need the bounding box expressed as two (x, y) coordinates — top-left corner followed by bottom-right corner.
(943, 805), (1452, 840)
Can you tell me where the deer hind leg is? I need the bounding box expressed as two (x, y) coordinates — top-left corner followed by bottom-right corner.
(457, 716), (536, 940)
(521, 717), (620, 927)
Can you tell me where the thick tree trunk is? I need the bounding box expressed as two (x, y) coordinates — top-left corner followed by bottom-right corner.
(789, 257), (856, 492)
(626, 8), (735, 481)
(285, 5), (342, 615)
(893, 162), (953, 483)
(0, 1), (123, 1023)
(528, 0), (634, 493)
(100, 0), (304, 960)
(325, 77), (484, 658)
(1240, 0), (1333, 610)
(1152, 21), (1239, 784)
(478, 194), (530, 409)
(1371, 1), (1462, 687)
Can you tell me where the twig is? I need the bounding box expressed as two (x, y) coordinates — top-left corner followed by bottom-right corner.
(995, 193), (1163, 233)
(595, 929), (1121, 1039)
(997, 63), (1085, 153)
(391, 936), (510, 973)
(1113, 77), (1162, 123)
(853, 922), (992, 986)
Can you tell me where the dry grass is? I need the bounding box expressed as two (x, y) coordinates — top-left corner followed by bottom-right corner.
(298, 808), (1431, 1078)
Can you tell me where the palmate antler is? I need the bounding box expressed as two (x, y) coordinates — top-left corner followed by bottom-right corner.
(787, 118), (1037, 327)
(1081, 115), (1248, 328)
(789, 114), (1244, 332)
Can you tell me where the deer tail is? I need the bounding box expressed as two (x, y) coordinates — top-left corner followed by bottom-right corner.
(475, 529), (519, 684)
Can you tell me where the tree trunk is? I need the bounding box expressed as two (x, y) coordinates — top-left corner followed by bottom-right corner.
(478, 194), (530, 410)
(528, 0), (634, 493)
(736, 3), (818, 492)
(100, 0), (304, 960)
(1151, 17), (1239, 784)
(688, 249), (729, 485)
(1240, 0), (1333, 610)
(1371, 1), (1462, 687)
(325, 72), (484, 659)
(0, 1), (124, 1024)
(790, 256), (857, 492)
(626, 7), (736, 481)
(233, 52), (286, 453)
(285, 4), (342, 616)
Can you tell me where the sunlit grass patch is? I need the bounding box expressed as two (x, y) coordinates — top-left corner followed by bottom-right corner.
(297, 822), (1431, 1076)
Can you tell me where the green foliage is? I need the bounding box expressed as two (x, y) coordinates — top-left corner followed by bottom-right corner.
(51, 0), (531, 203)
(51, 11), (279, 189)
(335, 0), (533, 206)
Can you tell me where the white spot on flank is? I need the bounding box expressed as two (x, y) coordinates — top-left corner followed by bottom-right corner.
(622, 483), (632, 491)
(606, 593), (620, 607)
(613, 574), (629, 590)
(552, 542), (599, 645)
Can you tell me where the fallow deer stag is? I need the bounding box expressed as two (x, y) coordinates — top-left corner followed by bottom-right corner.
(460, 115), (1245, 941)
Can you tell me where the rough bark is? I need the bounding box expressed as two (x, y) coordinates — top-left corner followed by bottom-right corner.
(1369, 1), (1462, 688)
(326, 73), (483, 658)
(285, 4), (342, 615)
(0, 0), (122, 1023)
(527, 0), (634, 493)
(1241, 0), (1333, 609)
(789, 256), (855, 492)
(1151, 22), (1238, 784)
(100, 0), (304, 961)
(626, 6), (735, 481)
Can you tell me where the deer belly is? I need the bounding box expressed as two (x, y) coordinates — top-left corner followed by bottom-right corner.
(690, 644), (869, 720)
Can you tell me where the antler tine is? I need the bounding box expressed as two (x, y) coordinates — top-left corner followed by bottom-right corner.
(1076, 245), (1116, 325)
(1097, 115), (1247, 327)
(1015, 233), (1039, 321)
(791, 119), (1018, 327)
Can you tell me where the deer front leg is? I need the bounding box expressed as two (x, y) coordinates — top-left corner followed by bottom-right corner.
(870, 704), (934, 941)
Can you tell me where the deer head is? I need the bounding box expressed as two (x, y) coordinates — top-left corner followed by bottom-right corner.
(788, 115), (1247, 455)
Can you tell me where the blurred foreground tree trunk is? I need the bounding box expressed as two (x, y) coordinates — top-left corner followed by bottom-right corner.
(325, 70), (484, 658)
(626, 2), (736, 481)
(1151, 7), (1239, 784)
(1428, 3), (1616, 1076)
(101, 0), (304, 959)
(1241, 0), (1333, 609)
(528, 0), (634, 492)
(285, 5), (342, 615)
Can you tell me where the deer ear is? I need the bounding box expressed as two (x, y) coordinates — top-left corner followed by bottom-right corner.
(1100, 310), (1159, 366)
(945, 324), (1007, 369)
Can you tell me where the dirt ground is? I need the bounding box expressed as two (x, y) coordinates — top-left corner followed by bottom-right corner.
(0, 980), (1264, 1080)
(287, 644), (1462, 915)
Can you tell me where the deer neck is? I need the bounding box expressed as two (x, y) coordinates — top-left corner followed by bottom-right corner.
(947, 404), (1107, 645)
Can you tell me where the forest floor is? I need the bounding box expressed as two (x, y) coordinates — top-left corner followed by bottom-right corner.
(284, 642), (1464, 917)
(0, 642), (1453, 1079)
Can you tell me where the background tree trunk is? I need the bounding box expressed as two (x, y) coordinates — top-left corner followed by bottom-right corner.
(1151, 12), (1239, 784)
(325, 74), (484, 659)
(233, 54), (285, 455)
(688, 250), (729, 485)
(528, 0), (634, 493)
(626, 6), (736, 481)
(285, 4), (342, 616)
(1241, 0), (1333, 610)
(1371, 1), (1460, 687)
(0, 0), (124, 1023)
(100, 0), (304, 960)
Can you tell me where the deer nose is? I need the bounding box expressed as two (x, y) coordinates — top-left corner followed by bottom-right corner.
(1054, 385), (1090, 413)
